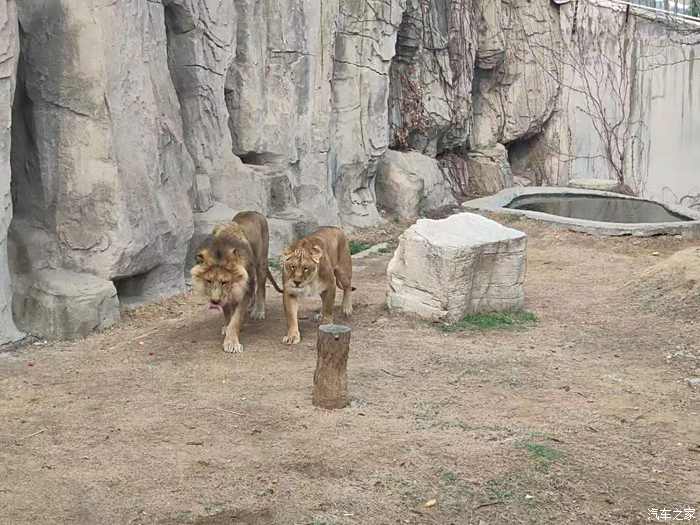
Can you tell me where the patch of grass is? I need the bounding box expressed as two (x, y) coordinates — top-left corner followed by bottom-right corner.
(437, 469), (474, 512)
(517, 440), (563, 473)
(349, 240), (372, 255)
(485, 477), (516, 503)
(268, 258), (281, 271)
(522, 442), (562, 462)
(441, 470), (459, 485)
(439, 310), (537, 333)
(377, 246), (392, 254)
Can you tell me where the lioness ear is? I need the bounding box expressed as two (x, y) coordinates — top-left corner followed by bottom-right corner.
(281, 248), (293, 262)
(228, 247), (238, 258)
(196, 252), (205, 264)
(310, 246), (323, 264)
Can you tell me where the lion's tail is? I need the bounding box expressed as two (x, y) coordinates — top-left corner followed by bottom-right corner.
(266, 268), (284, 293)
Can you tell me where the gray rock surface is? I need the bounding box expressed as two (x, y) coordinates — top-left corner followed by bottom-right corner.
(472, 0), (561, 148)
(0, 0), (697, 342)
(13, 269), (119, 340)
(11, 1), (195, 304)
(0, 0), (21, 344)
(388, 0), (477, 155)
(466, 145), (513, 195)
(476, 0), (506, 69)
(375, 150), (457, 220)
(386, 213), (527, 321)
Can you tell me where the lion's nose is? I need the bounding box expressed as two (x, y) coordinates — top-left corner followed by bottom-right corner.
(293, 280), (302, 287)
(211, 299), (220, 305)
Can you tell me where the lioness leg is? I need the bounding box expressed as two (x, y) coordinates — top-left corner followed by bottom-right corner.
(223, 297), (248, 353)
(250, 263), (266, 320)
(320, 286), (335, 324)
(282, 292), (301, 345)
(334, 268), (353, 317)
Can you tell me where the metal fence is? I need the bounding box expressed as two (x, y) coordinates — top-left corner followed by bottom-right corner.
(623, 0), (700, 17)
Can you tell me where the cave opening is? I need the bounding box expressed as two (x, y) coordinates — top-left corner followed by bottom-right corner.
(505, 133), (550, 186)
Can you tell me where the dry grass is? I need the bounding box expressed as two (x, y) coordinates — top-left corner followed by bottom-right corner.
(1, 217), (699, 524)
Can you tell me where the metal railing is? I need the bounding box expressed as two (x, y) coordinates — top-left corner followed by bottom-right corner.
(622, 0), (700, 17)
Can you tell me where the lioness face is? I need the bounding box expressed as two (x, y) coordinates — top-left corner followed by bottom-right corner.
(191, 248), (249, 312)
(282, 246), (323, 293)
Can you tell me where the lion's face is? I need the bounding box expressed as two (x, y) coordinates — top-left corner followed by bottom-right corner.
(282, 245), (323, 293)
(191, 245), (249, 311)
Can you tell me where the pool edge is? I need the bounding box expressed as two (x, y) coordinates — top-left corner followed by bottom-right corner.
(462, 187), (700, 238)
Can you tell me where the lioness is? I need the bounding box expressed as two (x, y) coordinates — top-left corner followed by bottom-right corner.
(191, 211), (282, 353)
(281, 227), (353, 345)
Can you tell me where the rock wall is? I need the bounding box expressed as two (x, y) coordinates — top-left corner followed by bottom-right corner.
(0, 0), (698, 342)
(0, 0), (21, 343)
(10, 1), (196, 332)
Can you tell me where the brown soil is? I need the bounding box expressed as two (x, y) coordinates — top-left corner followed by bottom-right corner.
(1, 217), (699, 525)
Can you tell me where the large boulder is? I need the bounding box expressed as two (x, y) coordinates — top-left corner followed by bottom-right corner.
(375, 150), (457, 220)
(466, 145), (513, 195)
(13, 270), (119, 340)
(387, 212), (527, 321)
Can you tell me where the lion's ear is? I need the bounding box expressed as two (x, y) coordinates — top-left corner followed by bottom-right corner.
(310, 245), (323, 264)
(227, 247), (238, 258)
(281, 248), (294, 262)
(196, 251), (205, 264)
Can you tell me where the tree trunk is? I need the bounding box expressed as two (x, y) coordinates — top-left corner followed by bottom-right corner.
(312, 324), (351, 409)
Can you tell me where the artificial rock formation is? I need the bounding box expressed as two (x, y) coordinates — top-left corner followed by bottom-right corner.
(388, 0), (477, 156)
(466, 145), (514, 195)
(0, 0), (697, 342)
(0, 0), (21, 343)
(13, 270), (119, 340)
(386, 213), (527, 321)
(375, 150), (457, 220)
(10, 1), (196, 327)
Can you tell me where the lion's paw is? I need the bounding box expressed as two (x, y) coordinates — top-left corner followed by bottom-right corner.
(250, 307), (266, 321)
(223, 340), (243, 353)
(342, 305), (353, 317)
(282, 333), (301, 345)
(314, 312), (333, 324)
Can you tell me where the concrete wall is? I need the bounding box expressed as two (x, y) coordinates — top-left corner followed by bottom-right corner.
(562, 0), (700, 205)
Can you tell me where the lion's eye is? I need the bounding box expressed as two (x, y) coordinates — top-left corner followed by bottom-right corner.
(303, 267), (310, 273)
(289, 265), (295, 272)
(220, 279), (229, 285)
(205, 279), (212, 285)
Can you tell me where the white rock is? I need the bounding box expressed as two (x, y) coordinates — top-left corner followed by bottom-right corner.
(387, 213), (527, 321)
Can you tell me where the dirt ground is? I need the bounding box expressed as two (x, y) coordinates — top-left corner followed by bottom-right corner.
(1, 216), (699, 525)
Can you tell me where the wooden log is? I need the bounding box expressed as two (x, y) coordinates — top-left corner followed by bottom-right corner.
(312, 324), (351, 409)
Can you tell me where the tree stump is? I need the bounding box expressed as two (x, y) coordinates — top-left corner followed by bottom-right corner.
(312, 324), (351, 409)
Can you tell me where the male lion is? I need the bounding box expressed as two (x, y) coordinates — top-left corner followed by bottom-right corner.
(281, 227), (353, 345)
(191, 211), (282, 353)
